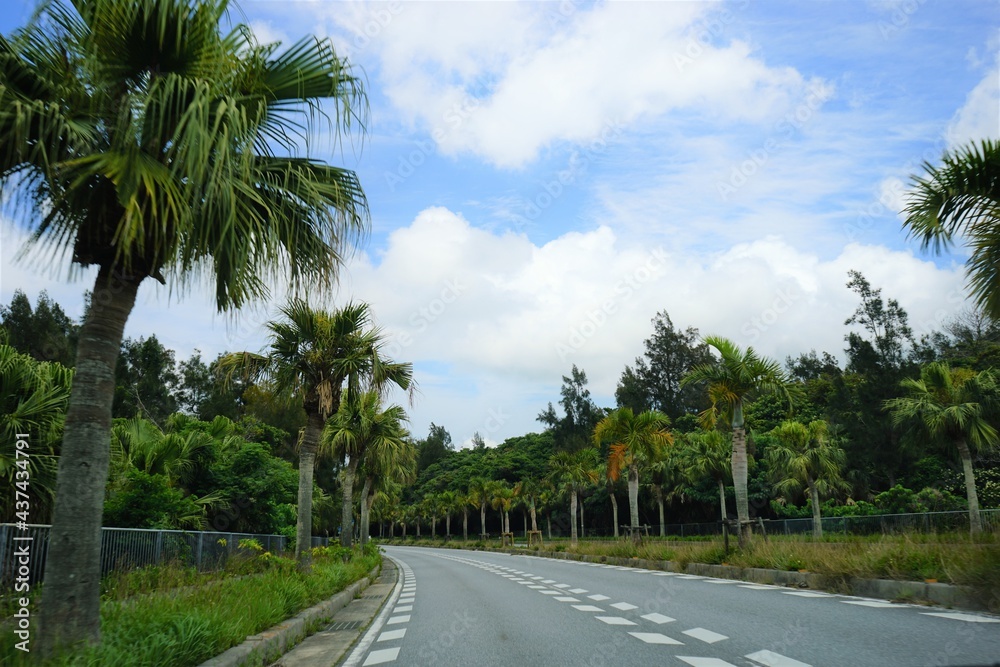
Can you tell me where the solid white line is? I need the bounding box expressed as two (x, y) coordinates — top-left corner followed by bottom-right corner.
(341, 553), (406, 667)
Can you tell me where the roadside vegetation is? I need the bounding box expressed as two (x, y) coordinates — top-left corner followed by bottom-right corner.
(0, 543), (380, 667)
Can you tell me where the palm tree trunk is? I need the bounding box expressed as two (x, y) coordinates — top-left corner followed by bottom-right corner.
(732, 425), (752, 548)
(416, 517), (421, 537)
(579, 492), (586, 539)
(547, 513), (552, 540)
(480, 502), (486, 537)
(522, 508), (527, 538)
(611, 492), (619, 538)
(358, 476), (373, 545)
(40, 266), (142, 652)
(299, 411), (325, 560)
(570, 492), (578, 545)
(431, 515), (436, 537)
(718, 478), (727, 523)
(340, 455), (359, 548)
(628, 464), (640, 530)
(810, 481), (823, 539)
(463, 508), (468, 541)
(446, 512), (451, 537)
(530, 501), (538, 532)
(956, 439), (983, 534)
(401, 521), (407, 538)
(657, 488), (665, 537)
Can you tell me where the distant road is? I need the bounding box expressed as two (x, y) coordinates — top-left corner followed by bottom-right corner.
(344, 546), (1000, 667)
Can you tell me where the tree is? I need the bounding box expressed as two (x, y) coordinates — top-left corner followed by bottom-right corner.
(514, 477), (544, 534)
(0, 290), (79, 366)
(765, 420), (847, 538)
(417, 423), (453, 473)
(902, 139), (1000, 318)
(615, 311), (713, 420)
(113, 335), (180, 423)
(468, 477), (491, 537)
(2, 0), (369, 650)
(438, 490), (458, 537)
(646, 452), (684, 537)
(682, 336), (797, 547)
(884, 363), (1000, 533)
(594, 408), (673, 539)
(488, 480), (515, 534)
(349, 404), (413, 545)
(844, 270), (914, 373)
(680, 430), (732, 525)
(322, 384), (412, 549)
(548, 449), (599, 545)
(538, 365), (603, 452)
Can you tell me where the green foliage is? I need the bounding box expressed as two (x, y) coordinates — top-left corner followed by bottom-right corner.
(0, 290), (79, 366)
(113, 335), (181, 423)
(103, 469), (205, 530)
(209, 442), (298, 535)
(537, 365), (603, 452)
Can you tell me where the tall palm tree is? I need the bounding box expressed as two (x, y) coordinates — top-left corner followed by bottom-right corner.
(884, 362), (1000, 534)
(467, 477), (491, 538)
(222, 301), (412, 557)
(488, 480), (515, 535)
(680, 430), (733, 525)
(349, 406), (413, 546)
(438, 490), (459, 538)
(549, 450), (599, 545)
(594, 408), (673, 540)
(1, 0), (369, 648)
(323, 388), (412, 548)
(764, 420), (847, 539)
(596, 462), (621, 538)
(682, 336), (797, 548)
(646, 451), (685, 537)
(459, 491), (473, 541)
(514, 477), (544, 534)
(902, 139), (1000, 317)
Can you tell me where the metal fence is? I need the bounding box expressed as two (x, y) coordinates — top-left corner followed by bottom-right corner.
(0, 524), (333, 589)
(655, 509), (1000, 538)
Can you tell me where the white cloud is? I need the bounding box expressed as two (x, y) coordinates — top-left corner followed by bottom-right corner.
(342, 1), (830, 168)
(946, 54), (999, 149)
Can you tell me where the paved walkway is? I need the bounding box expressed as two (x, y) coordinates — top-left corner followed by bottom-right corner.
(271, 558), (399, 667)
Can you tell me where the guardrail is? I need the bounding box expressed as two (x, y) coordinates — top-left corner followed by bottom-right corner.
(0, 524), (333, 588)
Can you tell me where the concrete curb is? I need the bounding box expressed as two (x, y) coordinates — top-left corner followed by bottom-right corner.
(198, 562), (383, 667)
(473, 547), (991, 612)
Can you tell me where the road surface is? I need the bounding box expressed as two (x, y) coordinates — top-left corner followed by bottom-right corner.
(342, 546), (1000, 667)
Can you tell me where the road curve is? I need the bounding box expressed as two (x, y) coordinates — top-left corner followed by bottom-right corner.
(342, 546), (1000, 667)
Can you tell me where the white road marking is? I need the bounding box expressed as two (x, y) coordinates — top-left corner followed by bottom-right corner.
(739, 585), (774, 590)
(610, 602), (638, 610)
(554, 596), (580, 602)
(782, 591), (829, 598)
(569, 588), (588, 594)
(652, 572), (677, 576)
(596, 616), (638, 625)
(678, 575), (706, 579)
(539, 590), (561, 595)
(342, 554), (407, 667)
(377, 629), (406, 642)
(588, 594), (611, 601)
(394, 605), (412, 612)
(921, 612), (1000, 623)
(362, 648), (400, 666)
(641, 612), (676, 624)
(542, 579), (556, 584)
(555, 583), (571, 588)
(527, 584), (546, 589)
(572, 605), (605, 612)
(745, 649), (812, 666)
(841, 600), (898, 608)
(683, 628), (728, 643)
(678, 657), (739, 666)
(628, 631), (683, 644)
(705, 579), (738, 584)
(386, 615), (410, 625)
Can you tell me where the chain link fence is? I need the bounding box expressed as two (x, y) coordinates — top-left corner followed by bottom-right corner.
(0, 524), (334, 589)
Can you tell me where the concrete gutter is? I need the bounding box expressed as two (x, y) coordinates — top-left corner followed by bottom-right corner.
(483, 548), (994, 612)
(198, 562), (383, 667)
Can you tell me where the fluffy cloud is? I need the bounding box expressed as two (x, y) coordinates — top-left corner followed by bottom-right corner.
(946, 54), (1000, 149)
(336, 1), (829, 168)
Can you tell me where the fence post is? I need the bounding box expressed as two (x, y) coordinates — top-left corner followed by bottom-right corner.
(196, 533), (204, 570)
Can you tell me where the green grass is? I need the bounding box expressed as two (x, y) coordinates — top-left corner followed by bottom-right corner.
(0, 544), (381, 667)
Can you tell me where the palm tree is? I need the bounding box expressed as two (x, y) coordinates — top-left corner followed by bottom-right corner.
(349, 406), (413, 546)
(514, 477), (544, 534)
(221, 301), (412, 557)
(681, 336), (797, 547)
(489, 480), (515, 535)
(884, 362), (1000, 534)
(438, 490), (459, 538)
(681, 430), (733, 525)
(549, 450), (599, 545)
(596, 462), (621, 538)
(459, 491), (473, 541)
(902, 139), (1000, 317)
(594, 408), (673, 540)
(1, 1), (369, 649)
(765, 420), (847, 538)
(323, 388), (412, 548)
(468, 477), (492, 538)
(646, 452), (685, 537)
(0, 342), (73, 524)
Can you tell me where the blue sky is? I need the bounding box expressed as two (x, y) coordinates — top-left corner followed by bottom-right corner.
(1, 1), (998, 447)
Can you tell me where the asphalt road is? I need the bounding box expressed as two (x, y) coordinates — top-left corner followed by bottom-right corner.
(342, 546), (1000, 667)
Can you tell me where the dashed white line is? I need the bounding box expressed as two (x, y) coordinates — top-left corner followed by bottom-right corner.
(745, 649), (812, 666)
(595, 616), (638, 625)
(362, 647), (400, 666)
(610, 602), (638, 611)
(641, 612), (675, 624)
(573, 604), (605, 612)
(629, 631), (683, 644)
(588, 594), (611, 601)
(921, 612), (1000, 623)
(377, 629), (406, 642)
(554, 596), (580, 602)
(386, 615), (410, 625)
(678, 657), (738, 666)
(683, 627), (728, 644)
